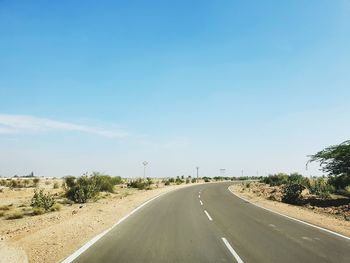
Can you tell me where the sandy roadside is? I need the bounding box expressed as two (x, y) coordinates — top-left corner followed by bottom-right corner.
(229, 184), (350, 238)
(0, 183), (199, 263)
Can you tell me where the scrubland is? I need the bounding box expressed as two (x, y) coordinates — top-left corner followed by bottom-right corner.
(0, 175), (199, 263)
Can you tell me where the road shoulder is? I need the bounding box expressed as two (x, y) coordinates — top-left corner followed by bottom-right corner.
(228, 184), (350, 238)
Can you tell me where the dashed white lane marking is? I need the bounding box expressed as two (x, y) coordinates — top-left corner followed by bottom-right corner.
(200, 200), (203, 206)
(198, 195), (201, 199)
(302, 236), (314, 242)
(222, 237), (244, 263)
(204, 210), (213, 221)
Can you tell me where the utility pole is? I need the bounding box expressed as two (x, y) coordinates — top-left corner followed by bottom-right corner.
(142, 161), (148, 180)
(241, 169), (244, 177)
(196, 166), (199, 181)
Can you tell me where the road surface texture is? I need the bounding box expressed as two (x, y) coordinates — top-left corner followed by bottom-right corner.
(71, 182), (350, 263)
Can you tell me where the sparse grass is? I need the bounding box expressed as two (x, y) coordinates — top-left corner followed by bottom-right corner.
(58, 198), (74, 205)
(49, 203), (61, 212)
(21, 207), (33, 216)
(32, 207), (45, 215)
(33, 178), (40, 187)
(0, 205), (11, 211)
(0, 179), (6, 186)
(6, 211), (24, 220)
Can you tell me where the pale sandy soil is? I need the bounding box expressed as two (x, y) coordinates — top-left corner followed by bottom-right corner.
(0, 179), (199, 263)
(229, 184), (350, 238)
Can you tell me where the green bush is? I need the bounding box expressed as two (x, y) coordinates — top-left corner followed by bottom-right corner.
(93, 175), (114, 193)
(203, 177), (210, 182)
(186, 179), (190, 184)
(31, 189), (55, 211)
(64, 176), (76, 188)
(288, 173), (309, 187)
(0, 179), (6, 186)
(23, 179), (30, 187)
(53, 182), (59, 189)
(168, 178), (175, 183)
(91, 172), (122, 193)
(175, 177), (184, 185)
(164, 180), (170, 186)
(146, 177), (153, 186)
(308, 177), (333, 199)
(7, 179), (23, 189)
(33, 178), (40, 187)
(191, 178), (196, 183)
(261, 173), (289, 186)
(282, 183), (305, 204)
(65, 176), (99, 203)
(64, 173), (122, 203)
(127, 179), (152, 190)
(328, 174), (350, 190)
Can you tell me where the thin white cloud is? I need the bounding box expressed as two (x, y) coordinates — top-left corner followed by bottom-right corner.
(0, 114), (128, 139)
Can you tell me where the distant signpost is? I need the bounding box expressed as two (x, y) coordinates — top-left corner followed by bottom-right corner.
(142, 161), (148, 179)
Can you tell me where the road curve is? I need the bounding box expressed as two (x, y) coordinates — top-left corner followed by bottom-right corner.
(70, 182), (350, 263)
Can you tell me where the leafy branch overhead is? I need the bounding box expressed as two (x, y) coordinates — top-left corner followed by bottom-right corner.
(308, 140), (350, 189)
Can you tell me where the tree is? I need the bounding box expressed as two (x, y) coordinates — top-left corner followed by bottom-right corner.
(308, 140), (350, 189)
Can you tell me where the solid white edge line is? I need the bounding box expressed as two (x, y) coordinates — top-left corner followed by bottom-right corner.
(222, 237), (244, 263)
(228, 186), (350, 241)
(61, 190), (174, 263)
(204, 210), (213, 221)
(200, 200), (203, 206)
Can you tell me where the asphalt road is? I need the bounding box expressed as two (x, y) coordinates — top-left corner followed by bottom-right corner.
(71, 182), (350, 263)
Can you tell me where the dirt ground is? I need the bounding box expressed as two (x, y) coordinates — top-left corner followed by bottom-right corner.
(0, 178), (197, 263)
(229, 183), (350, 238)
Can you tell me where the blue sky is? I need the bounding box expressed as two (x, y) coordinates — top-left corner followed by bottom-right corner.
(1, 0), (350, 178)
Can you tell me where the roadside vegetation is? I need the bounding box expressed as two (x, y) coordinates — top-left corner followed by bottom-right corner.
(127, 178), (153, 190)
(238, 141), (350, 221)
(64, 172), (123, 203)
(0, 172), (125, 219)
